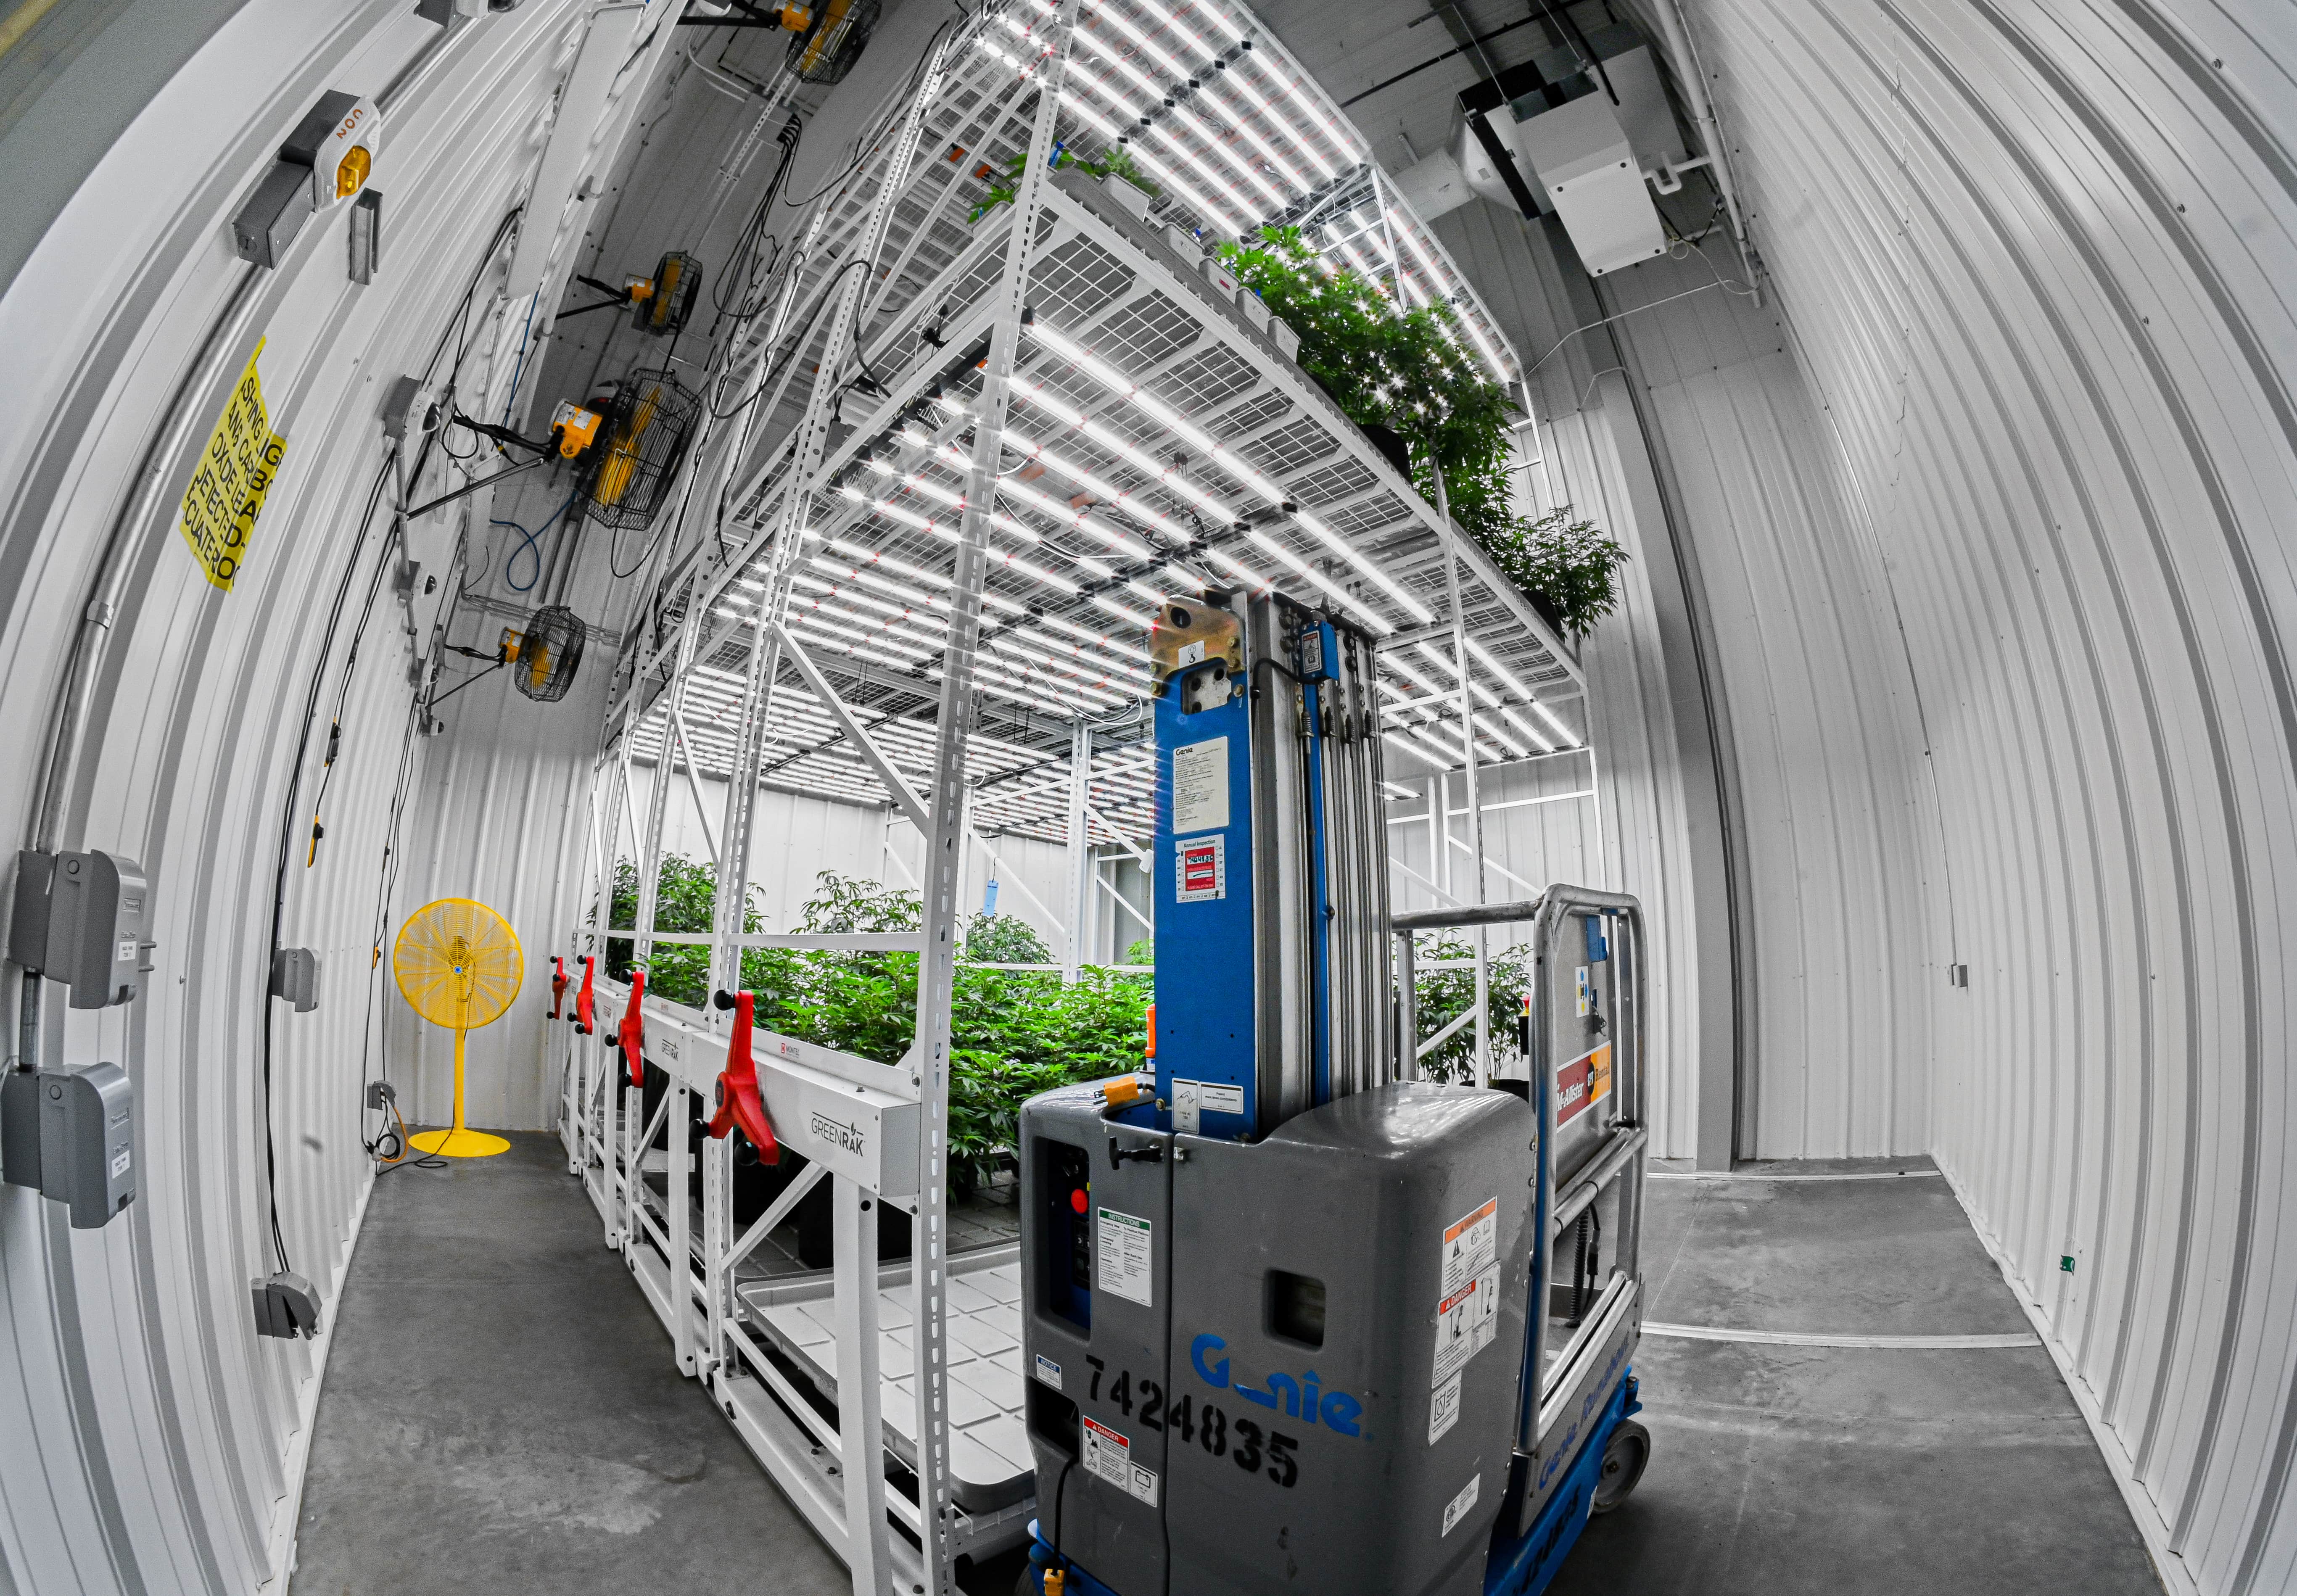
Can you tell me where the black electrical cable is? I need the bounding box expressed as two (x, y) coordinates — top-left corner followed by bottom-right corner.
(270, 205), (525, 1234)
(257, 451), (395, 1274)
(426, 657), (507, 711)
(356, 692), (424, 1163)
(779, 18), (954, 211)
(708, 256), (872, 422)
(1048, 1455), (1075, 1553)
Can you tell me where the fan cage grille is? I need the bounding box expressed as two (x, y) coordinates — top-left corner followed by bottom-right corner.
(789, 0), (879, 84)
(578, 368), (700, 532)
(514, 605), (587, 702)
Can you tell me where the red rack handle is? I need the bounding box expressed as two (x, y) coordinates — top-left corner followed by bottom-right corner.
(616, 969), (647, 1088)
(574, 955), (597, 1034)
(550, 956), (568, 1019)
(705, 992), (780, 1162)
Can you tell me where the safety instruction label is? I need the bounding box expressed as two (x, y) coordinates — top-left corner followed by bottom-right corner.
(1082, 1416), (1159, 1504)
(178, 337), (288, 593)
(1096, 1206), (1153, 1305)
(1171, 737), (1229, 834)
(1429, 1371), (1463, 1444)
(1433, 1266), (1501, 1385)
(1557, 1043), (1612, 1127)
(1441, 1472), (1481, 1536)
(1035, 1354), (1063, 1391)
(1440, 1197), (1498, 1299)
(1175, 834), (1227, 902)
(1433, 1195), (1501, 1392)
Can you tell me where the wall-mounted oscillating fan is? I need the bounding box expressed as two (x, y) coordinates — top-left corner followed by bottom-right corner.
(788, 0), (879, 83)
(576, 368), (700, 531)
(499, 606), (586, 702)
(629, 250), (700, 337)
(563, 250), (701, 338)
(394, 898), (523, 1158)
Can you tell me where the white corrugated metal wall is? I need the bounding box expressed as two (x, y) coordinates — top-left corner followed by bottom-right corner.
(1430, 199), (1743, 1165)
(0, 3), (683, 1591)
(1663, 2), (2297, 1589)
(1308, 0), (2297, 1580)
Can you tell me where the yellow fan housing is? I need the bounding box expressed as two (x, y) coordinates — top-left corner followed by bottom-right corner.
(394, 897), (523, 1158)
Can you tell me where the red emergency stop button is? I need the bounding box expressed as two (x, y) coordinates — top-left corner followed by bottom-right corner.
(1069, 1188), (1088, 1214)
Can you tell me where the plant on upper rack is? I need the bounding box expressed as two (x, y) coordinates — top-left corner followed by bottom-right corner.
(968, 144), (1160, 224)
(1213, 226), (1629, 640)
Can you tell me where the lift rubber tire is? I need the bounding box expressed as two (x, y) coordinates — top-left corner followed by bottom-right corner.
(1590, 1418), (1651, 1513)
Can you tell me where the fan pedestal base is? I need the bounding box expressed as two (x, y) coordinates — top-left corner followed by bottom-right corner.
(409, 1127), (512, 1159)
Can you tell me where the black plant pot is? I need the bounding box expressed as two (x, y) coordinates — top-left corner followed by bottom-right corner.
(1521, 586), (1573, 646)
(796, 1176), (913, 1268)
(1357, 421), (1414, 483)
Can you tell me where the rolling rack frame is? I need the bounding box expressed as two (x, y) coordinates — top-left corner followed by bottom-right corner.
(552, 0), (1599, 1589)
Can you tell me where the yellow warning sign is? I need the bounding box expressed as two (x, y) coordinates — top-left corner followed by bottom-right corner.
(178, 337), (288, 591)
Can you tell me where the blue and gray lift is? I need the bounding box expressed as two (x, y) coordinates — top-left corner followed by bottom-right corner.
(1018, 589), (1651, 1595)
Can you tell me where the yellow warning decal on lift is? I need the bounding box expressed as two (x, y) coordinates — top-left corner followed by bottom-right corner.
(178, 337), (288, 592)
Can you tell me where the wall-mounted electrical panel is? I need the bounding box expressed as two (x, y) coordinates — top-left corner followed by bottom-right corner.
(2, 1062), (136, 1229)
(270, 947), (321, 1012)
(11, 849), (152, 1008)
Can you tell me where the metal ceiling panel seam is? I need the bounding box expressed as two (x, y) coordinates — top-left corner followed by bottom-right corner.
(1667, 0), (2297, 1590)
(0, 0), (660, 1591)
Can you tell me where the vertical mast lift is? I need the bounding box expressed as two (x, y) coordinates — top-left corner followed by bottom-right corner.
(1016, 590), (1648, 1595)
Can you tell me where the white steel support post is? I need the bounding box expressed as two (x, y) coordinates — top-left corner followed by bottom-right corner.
(694, 194), (837, 1409)
(626, 594), (701, 1255)
(1431, 463), (1491, 1085)
(832, 1177), (890, 1596)
(913, 9), (1076, 1586)
(669, 1081), (693, 1375)
(701, 1129), (732, 1384)
(1062, 720), (1091, 981)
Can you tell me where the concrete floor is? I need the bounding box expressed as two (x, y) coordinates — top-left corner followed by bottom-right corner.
(1549, 1165), (2164, 1596)
(290, 1134), (849, 1596)
(294, 1139), (2162, 1596)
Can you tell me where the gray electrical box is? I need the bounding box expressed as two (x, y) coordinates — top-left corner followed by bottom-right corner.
(251, 1271), (322, 1339)
(11, 849), (151, 1008)
(270, 947), (321, 1012)
(1, 1062), (136, 1228)
(231, 159), (317, 269)
(1021, 1080), (1535, 1596)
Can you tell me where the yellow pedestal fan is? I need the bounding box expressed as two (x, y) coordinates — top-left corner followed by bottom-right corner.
(393, 897), (523, 1158)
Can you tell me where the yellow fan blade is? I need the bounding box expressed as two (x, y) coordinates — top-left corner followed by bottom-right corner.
(394, 897), (524, 1031)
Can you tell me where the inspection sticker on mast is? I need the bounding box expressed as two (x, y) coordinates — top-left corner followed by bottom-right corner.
(1171, 736), (1229, 834)
(1097, 1206), (1154, 1305)
(178, 337), (288, 593)
(1175, 834), (1227, 902)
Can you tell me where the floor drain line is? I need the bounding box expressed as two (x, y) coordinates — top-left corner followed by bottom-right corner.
(1642, 1322), (2040, 1350)
(1646, 1169), (1946, 1182)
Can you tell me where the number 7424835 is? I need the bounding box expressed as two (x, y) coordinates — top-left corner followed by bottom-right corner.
(1085, 1355), (1300, 1488)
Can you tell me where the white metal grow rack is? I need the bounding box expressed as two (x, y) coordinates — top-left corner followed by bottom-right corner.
(559, 0), (1592, 1589)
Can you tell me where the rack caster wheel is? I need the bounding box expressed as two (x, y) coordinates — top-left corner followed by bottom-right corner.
(1591, 1417), (1650, 1514)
